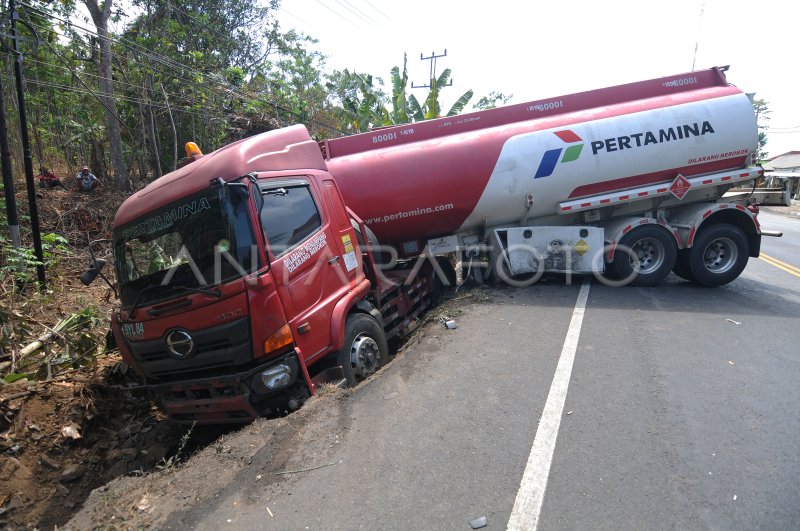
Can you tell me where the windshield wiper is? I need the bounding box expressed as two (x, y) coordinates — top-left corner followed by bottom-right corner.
(166, 285), (223, 298)
(126, 284), (222, 319)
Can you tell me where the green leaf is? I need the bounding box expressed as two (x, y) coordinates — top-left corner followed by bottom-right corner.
(446, 90), (474, 117)
(4, 373), (29, 384)
(407, 95), (424, 122)
(436, 69), (452, 90)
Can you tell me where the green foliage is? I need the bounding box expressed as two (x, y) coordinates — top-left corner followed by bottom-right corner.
(388, 55), (410, 125)
(326, 70), (388, 133)
(0, 232), (69, 285)
(2, 1), (495, 187)
(325, 54), (478, 132)
(42, 233), (70, 266)
(752, 98), (770, 162)
(5, 372), (31, 384)
(389, 60), (474, 124)
(473, 91), (513, 111)
(1, 244), (42, 284)
(157, 422), (196, 470)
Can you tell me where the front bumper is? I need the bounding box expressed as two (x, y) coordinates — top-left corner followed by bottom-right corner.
(124, 351), (304, 424)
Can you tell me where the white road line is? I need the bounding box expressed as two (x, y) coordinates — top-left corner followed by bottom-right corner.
(507, 279), (591, 531)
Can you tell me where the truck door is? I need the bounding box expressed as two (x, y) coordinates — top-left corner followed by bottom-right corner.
(258, 178), (350, 364)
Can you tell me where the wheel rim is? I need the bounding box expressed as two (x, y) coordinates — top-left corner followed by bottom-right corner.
(702, 237), (738, 274)
(628, 237), (666, 275)
(350, 333), (380, 379)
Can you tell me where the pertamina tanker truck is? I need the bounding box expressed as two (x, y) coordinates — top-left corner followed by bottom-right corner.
(83, 66), (783, 423)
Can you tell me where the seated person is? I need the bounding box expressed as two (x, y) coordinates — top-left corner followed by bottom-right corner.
(76, 166), (100, 192)
(38, 168), (64, 189)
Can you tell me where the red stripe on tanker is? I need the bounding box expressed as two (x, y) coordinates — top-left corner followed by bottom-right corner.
(330, 87), (756, 246)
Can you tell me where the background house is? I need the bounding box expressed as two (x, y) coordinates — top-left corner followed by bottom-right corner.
(763, 151), (800, 200)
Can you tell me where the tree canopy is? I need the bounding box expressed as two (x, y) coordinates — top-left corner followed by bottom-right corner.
(0, 1), (484, 191)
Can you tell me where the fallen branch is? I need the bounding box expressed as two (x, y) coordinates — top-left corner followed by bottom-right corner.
(272, 460), (341, 476)
(19, 331), (55, 358)
(17, 313), (91, 359)
(0, 390), (32, 403)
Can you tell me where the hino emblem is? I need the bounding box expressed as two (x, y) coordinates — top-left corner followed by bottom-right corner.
(166, 330), (195, 359)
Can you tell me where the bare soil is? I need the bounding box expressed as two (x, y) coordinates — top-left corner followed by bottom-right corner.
(1, 177), (489, 529)
(1, 181), (187, 529)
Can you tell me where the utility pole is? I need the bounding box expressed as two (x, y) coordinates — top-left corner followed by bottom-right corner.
(10, 0), (46, 287)
(411, 49), (453, 90)
(0, 75), (21, 250)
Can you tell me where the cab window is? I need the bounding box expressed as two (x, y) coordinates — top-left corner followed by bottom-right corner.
(260, 185), (322, 257)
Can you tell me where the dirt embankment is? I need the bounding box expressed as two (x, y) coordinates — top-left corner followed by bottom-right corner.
(1, 182), (187, 529)
(1, 178), (487, 529)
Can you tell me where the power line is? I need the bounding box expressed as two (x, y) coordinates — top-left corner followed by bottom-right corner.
(20, 9), (166, 167)
(279, 7), (324, 33)
(312, 0), (362, 29)
(19, 1), (348, 135)
(2, 74), (222, 118)
(19, 1), (258, 105)
(360, 0), (391, 21)
(334, 0), (377, 25)
(18, 8), (229, 99)
(5, 53), (187, 101)
(21, 7), (235, 95)
(159, 0), (241, 48)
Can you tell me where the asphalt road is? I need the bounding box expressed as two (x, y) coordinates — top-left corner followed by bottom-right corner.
(179, 210), (800, 530)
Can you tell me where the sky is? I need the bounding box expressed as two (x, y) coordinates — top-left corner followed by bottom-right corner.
(276, 0), (799, 159)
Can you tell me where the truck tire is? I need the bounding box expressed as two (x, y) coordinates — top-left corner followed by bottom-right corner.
(609, 225), (677, 286)
(339, 313), (388, 386)
(685, 223), (749, 287)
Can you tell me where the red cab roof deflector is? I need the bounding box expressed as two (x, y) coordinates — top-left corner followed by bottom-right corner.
(114, 125), (326, 229)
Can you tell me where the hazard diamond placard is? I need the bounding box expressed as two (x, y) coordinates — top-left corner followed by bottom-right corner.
(669, 174), (691, 200)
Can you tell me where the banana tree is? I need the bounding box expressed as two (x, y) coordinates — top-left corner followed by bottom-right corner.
(406, 68), (473, 122)
(388, 54), (410, 125)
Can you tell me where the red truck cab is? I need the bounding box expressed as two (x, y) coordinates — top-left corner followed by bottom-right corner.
(103, 126), (431, 423)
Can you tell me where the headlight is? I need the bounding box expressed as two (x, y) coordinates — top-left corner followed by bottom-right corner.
(258, 364), (292, 391)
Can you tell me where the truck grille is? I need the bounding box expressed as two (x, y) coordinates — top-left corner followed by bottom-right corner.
(126, 317), (252, 380)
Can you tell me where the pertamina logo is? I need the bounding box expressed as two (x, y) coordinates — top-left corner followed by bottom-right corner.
(533, 121), (716, 180)
(534, 130), (584, 179)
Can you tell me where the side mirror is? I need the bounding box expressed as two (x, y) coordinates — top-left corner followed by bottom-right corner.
(80, 258), (107, 286)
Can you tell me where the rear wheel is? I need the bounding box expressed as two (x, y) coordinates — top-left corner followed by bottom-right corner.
(686, 223), (749, 287)
(338, 313), (388, 386)
(609, 225), (677, 286)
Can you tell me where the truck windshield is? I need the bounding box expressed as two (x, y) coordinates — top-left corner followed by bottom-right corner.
(113, 188), (260, 307)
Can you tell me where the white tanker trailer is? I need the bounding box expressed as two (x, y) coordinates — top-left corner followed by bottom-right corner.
(322, 66), (779, 286)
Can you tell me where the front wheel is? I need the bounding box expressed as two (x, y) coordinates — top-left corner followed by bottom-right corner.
(338, 313), (389, 386)
(686, 223), (749, 287)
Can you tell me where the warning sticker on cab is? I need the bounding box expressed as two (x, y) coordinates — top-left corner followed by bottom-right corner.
(342, 234), (354, 254)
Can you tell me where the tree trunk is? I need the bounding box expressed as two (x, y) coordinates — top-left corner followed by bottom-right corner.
(91, 139), (108, 179)
(83, 0), (129, 192)
(160, 83), (178, 172)
(148, 103), (162, 178)
(137, 93), (152, 182)
(143, 76), (162, 178)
